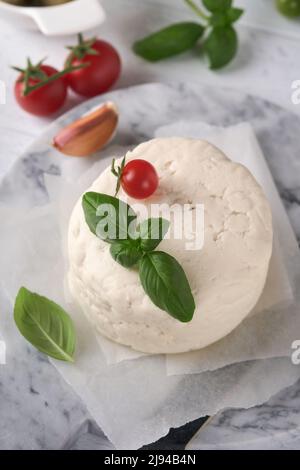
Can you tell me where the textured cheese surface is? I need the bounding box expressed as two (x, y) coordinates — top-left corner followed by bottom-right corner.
(68, 138), (273, 354)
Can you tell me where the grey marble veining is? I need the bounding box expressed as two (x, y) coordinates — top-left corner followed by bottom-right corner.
(0, 82), (300, 450)
(188, 377), (300, 450)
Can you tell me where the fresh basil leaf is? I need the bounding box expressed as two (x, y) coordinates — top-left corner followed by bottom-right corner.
(227, 7), (243, 23)
(133, 22), (205, 62)
(138, 218), (170, 252)
(209, 11), (229, 27)
(110, 240), (143, 268)
(139, 252), (195, 323)
(82, 192), (137, 243)
(203, 0), (232, 12)
(14, 287), (76, 362)
(210, 7), (243, 27)
(204, 25), (238, 69)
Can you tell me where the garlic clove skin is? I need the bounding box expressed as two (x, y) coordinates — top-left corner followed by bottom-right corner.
(53, 102), (118, 157)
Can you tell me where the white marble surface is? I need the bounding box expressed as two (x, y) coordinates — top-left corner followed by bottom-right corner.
(1, 0), (300, 451)
(1, 0), (300, 178)
(188, 378), (300, 450)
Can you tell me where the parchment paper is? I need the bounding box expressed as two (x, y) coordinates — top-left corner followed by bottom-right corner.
(1, 123), (300, 449)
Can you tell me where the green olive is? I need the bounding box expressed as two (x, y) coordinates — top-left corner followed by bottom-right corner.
(276, 0), (300, 17)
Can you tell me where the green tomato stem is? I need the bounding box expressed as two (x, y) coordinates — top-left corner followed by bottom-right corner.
(184, 0), (209, 21)
(23, 63), (89, 97)
(111, 156), (126, 196)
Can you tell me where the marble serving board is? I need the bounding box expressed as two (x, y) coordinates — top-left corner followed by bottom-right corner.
(1, 82), (300, 450)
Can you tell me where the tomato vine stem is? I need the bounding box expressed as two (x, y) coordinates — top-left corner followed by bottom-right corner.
(22, 63), (89, 96)
(111, 156), (126, 196)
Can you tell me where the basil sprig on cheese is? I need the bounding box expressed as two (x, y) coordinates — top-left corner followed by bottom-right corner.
(82, 192), (195, 323)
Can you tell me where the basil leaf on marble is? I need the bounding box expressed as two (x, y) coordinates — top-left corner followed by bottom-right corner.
(204, 25), (238, 69)
(14, 287), (76, 363)
(82, 192), (137, 243)
(138, 218), (170, 252)
(203, 0), (232, 11)
(133, 1), (242, 70)
(226, 7), (243, 23)
(110, 240), (143, 268)
(210, 7), (243, 27)
(139, 252), (195, 323)
(133, 22), (205, 62)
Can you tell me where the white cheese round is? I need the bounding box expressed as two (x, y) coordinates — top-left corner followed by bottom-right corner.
(68, 138), (273, 354)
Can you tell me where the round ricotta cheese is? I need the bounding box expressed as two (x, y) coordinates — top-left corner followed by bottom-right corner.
(68, 138), (273, 354)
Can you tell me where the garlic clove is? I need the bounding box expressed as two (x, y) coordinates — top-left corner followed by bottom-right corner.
(53, 102), (118, 157)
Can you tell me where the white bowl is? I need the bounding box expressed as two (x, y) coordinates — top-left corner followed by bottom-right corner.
(0, 0), (106, 36)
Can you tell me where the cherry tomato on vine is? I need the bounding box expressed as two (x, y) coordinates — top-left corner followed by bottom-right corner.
(14, 62), (68, 117)
(276, 0), (300, 17)
(65, 34), (122, 98)
(111, 158), (159, 200)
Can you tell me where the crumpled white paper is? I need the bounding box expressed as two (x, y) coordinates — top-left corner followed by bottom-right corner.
(1, 122), (300, 449)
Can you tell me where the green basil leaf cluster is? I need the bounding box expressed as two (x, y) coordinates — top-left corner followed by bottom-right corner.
(132, 0), (243, 70)
(110, 240), (143, 268)
(138, 217), (170, 252)
(82, 192), (195, 323)
(14, 287), (76, 362)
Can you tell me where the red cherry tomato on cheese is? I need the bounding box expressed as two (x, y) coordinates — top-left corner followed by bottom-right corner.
(121, 159), (159, 199)
(66, 36), (121, 98)
(14, 64), (67, 117)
